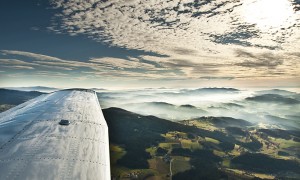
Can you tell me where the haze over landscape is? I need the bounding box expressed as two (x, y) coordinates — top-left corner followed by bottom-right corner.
(0, 87), (299, 179)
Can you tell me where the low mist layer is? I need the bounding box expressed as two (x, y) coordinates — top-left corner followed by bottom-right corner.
(97, 87), (300, 130)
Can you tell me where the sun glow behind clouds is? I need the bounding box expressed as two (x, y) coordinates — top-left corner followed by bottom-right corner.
(1, 0), (300, 88)
(242, 0), (296, 31)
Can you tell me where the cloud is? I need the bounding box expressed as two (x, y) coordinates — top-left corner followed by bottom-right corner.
(172, 47), (198, 56)
(82, 69), (178, 80)
(0, 50), (110, 71)
(235, 59), (283, 69)
(0, 59), (37, 70)
(234, 49), (283, 69)
(289, 52), (300, 58)
(0, 58), (37, 66)
(0, 50), (180, 80)
(1, 50), (160, 71)
(200, 76), (235, 80)
(1, 65), (35, 70)
(35, 71), (69, 78)
(1, 50), (62, 61)
(38, 64), (73, 71)
(2, 49), (297, 82)
(49, 0), (299, 58)
(44, 0), (300, 82)
(3, 0), (300, 84)
(159, 59), (230, 78)
(208, 25), (277, 50)
(0, 58), (73, 71)
(89, 57), (157, 70)
(49, 0), (235, 56)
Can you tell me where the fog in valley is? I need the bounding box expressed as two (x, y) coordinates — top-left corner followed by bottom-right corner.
(97, 88), (300, 130)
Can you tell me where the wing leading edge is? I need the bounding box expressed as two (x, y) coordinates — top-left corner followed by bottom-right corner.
(0, 89), (110, 180)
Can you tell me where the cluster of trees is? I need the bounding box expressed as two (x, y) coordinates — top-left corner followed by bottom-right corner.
(173, 149), (227, 180)
(232, 153), (300, 173)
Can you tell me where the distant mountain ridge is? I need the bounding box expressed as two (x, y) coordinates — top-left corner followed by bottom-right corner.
(222, 103), (244, 108)
(4, 86), (109, 93)
(246, 94), (300, 104)
(180, 104), (197, 108)
(191, 116), (253, 128)
(121, 101), (207, 121)
(181, 87), (239, 94)
(0, 89), (45, 105)
(5, 86), (59, 93)
(257, 89), (298, 96)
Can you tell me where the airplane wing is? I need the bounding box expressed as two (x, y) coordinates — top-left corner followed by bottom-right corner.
(0, 89), (110, 180)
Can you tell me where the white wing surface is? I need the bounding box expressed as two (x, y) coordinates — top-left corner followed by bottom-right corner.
(0, 89), (110, 180)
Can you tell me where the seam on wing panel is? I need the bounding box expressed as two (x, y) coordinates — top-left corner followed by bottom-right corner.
(65, 138), (80, 180)
(26, 119), (104, 126)
(0, 92), (69, 153)
(0, 120), (35, 152)
(59, 138), (75, 180)
(17, 135), (107, 143)
(1, 92), (70, 180)
(5, 126), (52, 180)
(60, 96), (90, 180)
(0, 157), (108, 166)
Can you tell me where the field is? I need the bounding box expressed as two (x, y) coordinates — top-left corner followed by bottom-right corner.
(109, 116), (300, 179)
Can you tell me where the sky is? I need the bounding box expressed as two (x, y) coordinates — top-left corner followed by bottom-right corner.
(0, 0), (299, 89)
